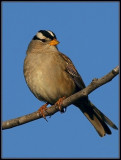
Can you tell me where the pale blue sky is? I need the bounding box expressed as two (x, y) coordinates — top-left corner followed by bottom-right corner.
(2, 2), (119, 158)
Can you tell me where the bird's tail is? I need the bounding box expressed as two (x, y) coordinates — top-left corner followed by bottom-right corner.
(74, 100), (118, 137)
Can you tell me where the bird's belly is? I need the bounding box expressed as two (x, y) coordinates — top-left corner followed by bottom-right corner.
(24, 55), (76, 104)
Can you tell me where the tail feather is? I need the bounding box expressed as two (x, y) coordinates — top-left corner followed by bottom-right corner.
(74, 100), (118, 137)
(89, 101), (118, 130)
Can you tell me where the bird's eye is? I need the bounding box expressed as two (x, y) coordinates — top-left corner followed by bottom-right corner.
(41, 39), (46, 42)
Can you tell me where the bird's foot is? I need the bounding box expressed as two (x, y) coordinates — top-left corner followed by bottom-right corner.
(37, 103), (49, 121)
(55, 96), (66, 113)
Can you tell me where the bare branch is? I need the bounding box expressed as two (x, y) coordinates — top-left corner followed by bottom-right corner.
(2, 66), (119, 130)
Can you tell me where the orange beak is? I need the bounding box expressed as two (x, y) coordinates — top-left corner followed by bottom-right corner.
(49, 39), (59, 46)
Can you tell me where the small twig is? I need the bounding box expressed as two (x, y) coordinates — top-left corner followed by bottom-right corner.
(2, 66), (119, 130)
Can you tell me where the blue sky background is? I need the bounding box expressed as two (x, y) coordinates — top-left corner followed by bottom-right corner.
(2, 2), (119, 158)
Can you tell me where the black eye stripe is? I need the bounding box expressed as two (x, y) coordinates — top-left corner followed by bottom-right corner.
(41, 39), (46, 42)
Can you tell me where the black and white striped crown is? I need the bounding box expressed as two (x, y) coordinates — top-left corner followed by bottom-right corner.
(33, 30), (57, 42)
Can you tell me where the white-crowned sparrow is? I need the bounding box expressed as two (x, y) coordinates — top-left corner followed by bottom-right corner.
(24, 30), (118, 137)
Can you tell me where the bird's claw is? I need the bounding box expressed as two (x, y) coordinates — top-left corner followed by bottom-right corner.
(55, 96), (66, 113)
(37, 103), (48, 121)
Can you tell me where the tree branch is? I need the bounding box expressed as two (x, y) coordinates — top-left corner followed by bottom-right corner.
(2, 66), (119, 130)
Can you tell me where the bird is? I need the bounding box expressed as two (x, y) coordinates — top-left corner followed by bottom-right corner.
(23, 30), (118, 137)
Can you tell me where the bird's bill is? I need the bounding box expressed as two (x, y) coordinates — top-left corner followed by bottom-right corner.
(49, 39), (59, 46)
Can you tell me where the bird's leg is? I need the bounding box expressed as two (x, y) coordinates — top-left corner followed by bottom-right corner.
(55, 96), (66, 112)
(37, 103), (49, 121)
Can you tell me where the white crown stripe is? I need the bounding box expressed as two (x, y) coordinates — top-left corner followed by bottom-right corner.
(36, 32), (46, 39)
(47, 31), (55, 37)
